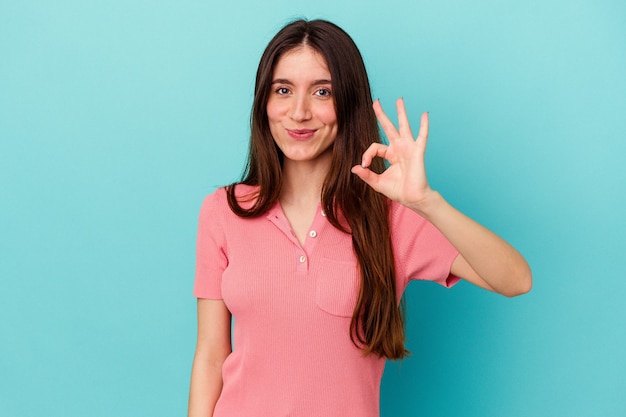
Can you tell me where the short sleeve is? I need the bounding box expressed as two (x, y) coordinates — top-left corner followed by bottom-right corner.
(390, 202), (460, 292)
(193, 190), (228, 299)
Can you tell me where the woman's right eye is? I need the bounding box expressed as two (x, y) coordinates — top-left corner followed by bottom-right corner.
(276, 87), (290, 95)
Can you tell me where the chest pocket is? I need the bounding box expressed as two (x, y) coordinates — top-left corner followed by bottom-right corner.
(315, 258), (361, 317)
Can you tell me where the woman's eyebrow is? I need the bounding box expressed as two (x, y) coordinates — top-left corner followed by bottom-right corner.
(271, 78), (332, 85)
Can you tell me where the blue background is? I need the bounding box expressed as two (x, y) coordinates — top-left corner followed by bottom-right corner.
(1, 0), (624, 416)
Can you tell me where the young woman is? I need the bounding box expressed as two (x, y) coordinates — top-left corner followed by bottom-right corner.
(188, 19), (531, 417)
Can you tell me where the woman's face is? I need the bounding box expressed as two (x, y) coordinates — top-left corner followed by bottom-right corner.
(266, 46), (338, 167)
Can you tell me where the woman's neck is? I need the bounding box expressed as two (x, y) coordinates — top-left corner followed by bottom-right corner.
(280, 158), (330, 207)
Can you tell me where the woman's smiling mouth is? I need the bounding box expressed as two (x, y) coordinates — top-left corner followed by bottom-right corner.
(287, 129), (317, 140)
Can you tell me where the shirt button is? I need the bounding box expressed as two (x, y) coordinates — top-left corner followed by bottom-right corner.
(309, 230), (317, 238)
(299, 255), (306, 263)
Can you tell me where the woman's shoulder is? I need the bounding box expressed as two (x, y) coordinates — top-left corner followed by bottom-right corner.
(200, 183), (260, 212)
(200, 186), (227, 209)
(387, 199), (438, 240)
(388, 200), (427, 224)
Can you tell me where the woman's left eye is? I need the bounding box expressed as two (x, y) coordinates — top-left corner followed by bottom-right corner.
(315, 88), (332, 97)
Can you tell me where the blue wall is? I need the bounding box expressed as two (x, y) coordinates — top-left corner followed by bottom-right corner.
(1, 1), (624, 416)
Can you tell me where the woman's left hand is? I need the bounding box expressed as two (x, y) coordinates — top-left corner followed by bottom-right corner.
(353, 98), (532, 297)
(351, 98), (434, 211)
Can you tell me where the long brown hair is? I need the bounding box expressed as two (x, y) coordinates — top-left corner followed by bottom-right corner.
(227, 19), (407, 359)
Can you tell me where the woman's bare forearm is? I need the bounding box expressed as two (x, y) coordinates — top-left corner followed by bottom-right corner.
(411, 190), (532, 296)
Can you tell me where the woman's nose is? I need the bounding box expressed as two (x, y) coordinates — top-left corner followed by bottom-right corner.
(288, 96), (312, 122)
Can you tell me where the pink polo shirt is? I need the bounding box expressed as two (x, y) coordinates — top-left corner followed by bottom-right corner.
(194, 185), (459, 417)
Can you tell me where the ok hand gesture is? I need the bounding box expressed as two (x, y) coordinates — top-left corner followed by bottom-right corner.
(351, 98), (434, 212)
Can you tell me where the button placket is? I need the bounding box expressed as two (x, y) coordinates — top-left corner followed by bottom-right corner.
(297, 205), (329, 272)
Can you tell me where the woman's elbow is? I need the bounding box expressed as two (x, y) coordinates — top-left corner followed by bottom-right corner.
(504, 265), (533, 297)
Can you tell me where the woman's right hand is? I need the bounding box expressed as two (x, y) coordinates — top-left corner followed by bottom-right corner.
(188, 299), (232, 417)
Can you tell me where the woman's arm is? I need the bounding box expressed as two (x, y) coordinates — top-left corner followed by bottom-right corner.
(352, 98), (531, 296)
(415, 191), (531, 296)
(188, 298), (232, 417)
